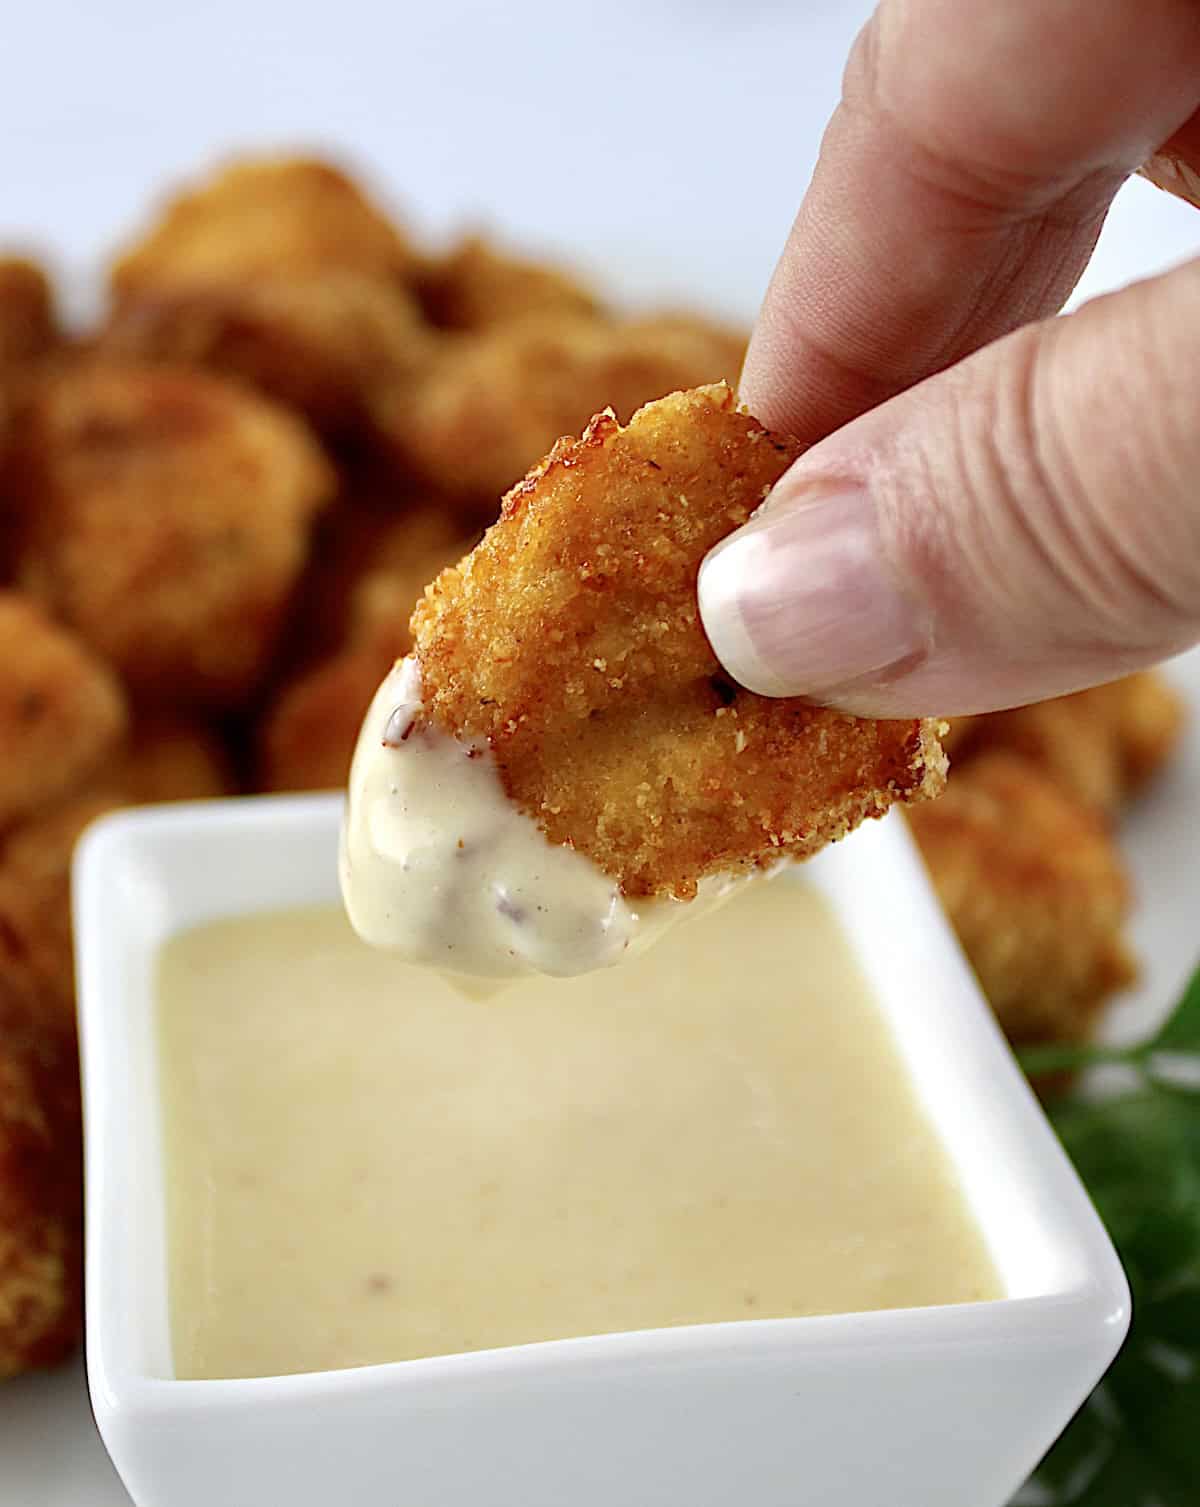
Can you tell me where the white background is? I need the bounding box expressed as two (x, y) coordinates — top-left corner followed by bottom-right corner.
(3, 1), (1200, 1501)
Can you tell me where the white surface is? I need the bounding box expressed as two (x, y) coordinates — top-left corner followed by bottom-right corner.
(74, 796), (1126, 1507)
(3, 1), (1199, 1498)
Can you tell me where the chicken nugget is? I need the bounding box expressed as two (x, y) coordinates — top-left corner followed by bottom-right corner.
(0, 593), (127, 832)
(13, 362), (335, 706)
(100, 273), (432, 434)
(417, 236), (600, 330)
(0, 972), (83, 1378)
(957, 670), (1186, 815)
(0, 792), (123, 1024)
(380, 311), (748, 502)
(411, 385), (945, 900)
(106, 716), (234, 803)
(0, 258), (57, 369)
(907, 752), (1135, 1049)
(261, 509), (469, 790)
(111, 156), (413, 295)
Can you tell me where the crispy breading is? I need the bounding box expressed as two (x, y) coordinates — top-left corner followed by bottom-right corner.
(0, 593), (127, 832)
(416, 236), (601, 330)
(952, 671), (1187, 815)
(111, 156), (414, 295)
(908, 752), (1135, 1048)
(99, 273), (432, 433)
(105, 716), (234, 804)
(0, 971), (83, 1379)
(412, 385), (944, 899)
(261, 509), (469, 790)
(380, 311), (748, 501)
(0, 792), (122, 1024)
(13, 361), (335, 706)
(0, 258), (57, 369)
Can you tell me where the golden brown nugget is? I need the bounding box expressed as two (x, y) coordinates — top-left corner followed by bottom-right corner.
(956, 671), (1186, 815)
(908, 752), (1135, 1049)
(0, 792), (122, 1023)
(412, 385), (945, 900)
(14, 362), (335, 706)
(0, 972), (83, 1378)
(111, 156), (414, 294)
(0, 258), (57, 369)
(381, 311), (748, 501)
(417, 236), (601, 330)
(100, 273), (432, 433)
(0, 593), (127, 832)
(106, 716), (235, 803)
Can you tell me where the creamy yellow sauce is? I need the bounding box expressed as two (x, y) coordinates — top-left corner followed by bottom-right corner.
(158, 883), (1000, 1380)
(340, 656), (753, 981)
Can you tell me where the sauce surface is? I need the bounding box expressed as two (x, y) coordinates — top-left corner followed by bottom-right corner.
(159, 883), (1000, 1380)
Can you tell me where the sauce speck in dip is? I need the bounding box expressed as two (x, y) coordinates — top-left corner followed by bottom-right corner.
(340, 657), (740, 979)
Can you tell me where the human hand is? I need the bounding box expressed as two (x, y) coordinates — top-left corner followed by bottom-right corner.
(698, 0), (1200, 715)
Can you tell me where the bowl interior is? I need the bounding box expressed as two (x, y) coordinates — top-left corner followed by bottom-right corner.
(75, 794), (1123, 1390)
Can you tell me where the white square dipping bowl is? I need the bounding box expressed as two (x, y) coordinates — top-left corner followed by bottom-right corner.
(75, 794), (1129, 1507)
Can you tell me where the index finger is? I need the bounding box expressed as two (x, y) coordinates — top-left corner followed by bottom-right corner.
(742, 0), (1200, 445)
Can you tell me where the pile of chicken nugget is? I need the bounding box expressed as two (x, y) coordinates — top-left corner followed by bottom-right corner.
(0, 153), (1187, 1381)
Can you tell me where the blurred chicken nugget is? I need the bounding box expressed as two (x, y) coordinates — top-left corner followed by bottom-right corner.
(382, 311), (747, 501)
(111, 156), (414, 294)
(412, 384), (945, 899)
(908, 752), (1135, 1048)
(0, 258), (58, 370)
(100, 273), (431, 434)
(957, 670), (1186, 815)
(0, 593), (127, 832)
(417, 236), (600, 330)
(0, 972), (83, 1378)
(14, 362), (335, 707)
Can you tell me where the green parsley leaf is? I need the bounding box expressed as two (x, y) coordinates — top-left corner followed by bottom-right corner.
(1018, 969), (1200, 1505)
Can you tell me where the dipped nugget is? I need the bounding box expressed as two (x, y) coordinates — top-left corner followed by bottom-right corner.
(341, 385), (944, 980)
(417, 236), (601, 330)
(0, 593), (127, 831)
(13, 362), (334, 706)
(380, 311), (747, 501)
(100, 273), (431, 434)
(0, 972), (83, 1378)
(112, 156), (413, 294)
(908, 752), (1135, 1049)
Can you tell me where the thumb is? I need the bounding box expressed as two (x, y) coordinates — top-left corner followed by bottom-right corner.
(699, 256), (1200, 716)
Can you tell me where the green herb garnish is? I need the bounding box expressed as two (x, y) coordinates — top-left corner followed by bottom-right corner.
(1014, 968), (1200, 1505)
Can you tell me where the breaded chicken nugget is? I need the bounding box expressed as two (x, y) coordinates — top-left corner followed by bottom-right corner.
(412, 385), (945, 899)
(0, 972), (83, 1378)
(105, 716), (234, 803)
(417, 236), (601, 330)
(111, 156), (413, 294)
(100, 273), (432, 434)
(0, 258), (57, 369)
(955, 670), (1186, 815)
(0, 593), (127, 832)
(907, 752), (1135, 1048)
(381, 311), (748, 501)
(14, 362), (335, 706)
(0, 792), (122, 1023)
(262, 510), (469, 790)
